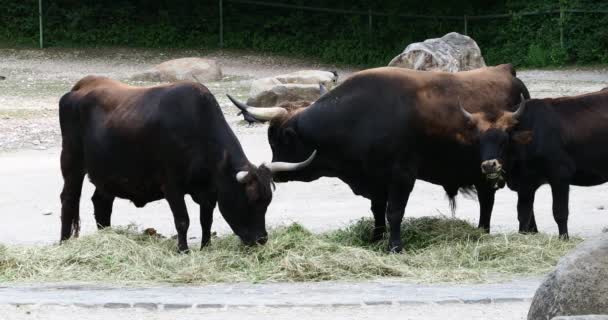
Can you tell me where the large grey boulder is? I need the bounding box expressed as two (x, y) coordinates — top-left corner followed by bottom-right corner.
(247, 70), (338, 108)
(528, 233), (608, 320)
(552, 316), (608, 320)
(388, 32), (486, 72)
(131, 57), (222, 82)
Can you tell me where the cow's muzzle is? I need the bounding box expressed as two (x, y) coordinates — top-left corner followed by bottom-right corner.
(481, 159), (502, 176)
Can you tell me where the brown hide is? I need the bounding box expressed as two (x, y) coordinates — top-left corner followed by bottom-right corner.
(70, 76), (209, 132)
(350, 64), (521, 143)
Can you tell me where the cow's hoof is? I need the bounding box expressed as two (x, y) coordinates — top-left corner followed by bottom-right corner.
(178, 247), (190, 254)
(388, 243), (402, 254)
(559, 233), (569, 240)
(200, 239), (210, 249)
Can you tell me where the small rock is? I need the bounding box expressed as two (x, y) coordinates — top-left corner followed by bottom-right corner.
(247, 70), (338, 108)
(0, 76), (5, 80)
(597, 206), (605, 210)
(42, 212), (53, 216)
(130, 57), (222, 83)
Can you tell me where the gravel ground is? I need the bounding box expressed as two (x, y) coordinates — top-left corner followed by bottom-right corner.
(0, 49), (607, 246)
(1, 47), (606, 320)
(1, 48), (607, 154)
(0, 48), (357, 153)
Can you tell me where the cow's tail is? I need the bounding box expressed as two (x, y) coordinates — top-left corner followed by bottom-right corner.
(58, 92), (84, 240)
(447, 186), (478, 218)
(444, 188), (458, 217)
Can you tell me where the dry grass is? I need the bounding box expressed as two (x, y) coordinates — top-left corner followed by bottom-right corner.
(0, 217), (581, 284)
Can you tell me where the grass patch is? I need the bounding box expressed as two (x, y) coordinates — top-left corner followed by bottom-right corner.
(0, 217), (580, 284)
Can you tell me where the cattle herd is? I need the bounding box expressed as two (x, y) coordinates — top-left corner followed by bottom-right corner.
(57, 63), (608, 253)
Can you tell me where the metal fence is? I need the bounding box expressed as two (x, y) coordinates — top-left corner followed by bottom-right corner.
(35, 0), (608, 49)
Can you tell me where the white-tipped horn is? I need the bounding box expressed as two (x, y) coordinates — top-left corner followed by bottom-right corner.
(236, 171), (249, 183)
(226, 94), (287, 121)
(459, 99), (474, 121)
(512, 95), (527, 119)
(265, 150), (317, 173)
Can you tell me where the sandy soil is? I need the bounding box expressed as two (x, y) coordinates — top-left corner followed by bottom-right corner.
(0, 48), (607, 247)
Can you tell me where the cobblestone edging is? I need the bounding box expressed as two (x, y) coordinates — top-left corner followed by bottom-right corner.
(0, 279), (540, 310)
(8, 297), (533, 310)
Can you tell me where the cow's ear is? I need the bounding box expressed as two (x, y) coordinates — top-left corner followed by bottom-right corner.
(512, 130), (533, 144)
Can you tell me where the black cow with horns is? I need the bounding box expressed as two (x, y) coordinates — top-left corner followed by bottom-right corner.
(463, 88), (608, 239)
(229, 65), (530, 252)
(59, 76), (315, 252)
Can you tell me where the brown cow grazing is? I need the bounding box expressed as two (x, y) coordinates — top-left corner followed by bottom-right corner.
(228, 64), (530, 252)
(59, 76), (315, 252)
(463, 88), (608, 238)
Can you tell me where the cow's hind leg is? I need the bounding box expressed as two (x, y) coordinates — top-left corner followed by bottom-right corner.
(386, 167), (416, 253)
(164, 185), (190, 253)
(92, 189), (115, 229)
(550, 182), (570, 239)
(60, 149), (85, 242)
(370, 193), (387, 242)
(199, 193), (217, 248)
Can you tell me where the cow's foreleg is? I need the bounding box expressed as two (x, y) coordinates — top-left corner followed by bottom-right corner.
(60, 149), (85, 242)
(386, 169), (416, 253)
(92, 189), (115, 229)
(370, 193), (387, 242)
(164, 186), (191, 253)
(476, 185), (496, 233)
(550, 182), (570, 239)
(517, 186), (538, 233)
(199, 193), (217, 249)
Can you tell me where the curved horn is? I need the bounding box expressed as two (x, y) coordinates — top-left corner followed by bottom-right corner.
(512, 94), (527, 119)
(319, 83), (328, 96)
(265, 150), (317, 173)
(236, 171), (249, 183)
(459, 99), (474, 121)
(226, 94), (287, 122)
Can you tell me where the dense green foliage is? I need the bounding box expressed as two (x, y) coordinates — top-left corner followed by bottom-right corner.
(1, 0), (607, 67)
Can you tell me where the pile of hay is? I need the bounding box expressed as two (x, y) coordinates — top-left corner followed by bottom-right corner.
(0, 217), (580, 284)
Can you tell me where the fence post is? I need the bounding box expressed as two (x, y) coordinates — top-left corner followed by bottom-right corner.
(38, 0), (43, 48)
(559, 5), (564, 48)
(219, 0), (224, 48)
(464, 15), (468, 35)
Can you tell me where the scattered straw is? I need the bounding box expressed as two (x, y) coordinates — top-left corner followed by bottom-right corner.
(0, 217), (581, 284)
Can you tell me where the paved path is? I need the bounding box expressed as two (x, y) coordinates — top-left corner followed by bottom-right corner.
(0, 278), (541, 308)
(0, 302), (531, 320)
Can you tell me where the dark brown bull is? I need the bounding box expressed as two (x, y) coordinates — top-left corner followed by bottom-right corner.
(59, 76), (315, 252)
(465, 88), (608, 238)
(229, 64), (530, 252)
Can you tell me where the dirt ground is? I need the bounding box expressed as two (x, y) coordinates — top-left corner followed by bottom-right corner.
(0, 48), (607, 246)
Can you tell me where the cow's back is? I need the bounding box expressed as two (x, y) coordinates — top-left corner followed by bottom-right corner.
(60, 76), (228, 205)
(294, 65), (526, 186)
